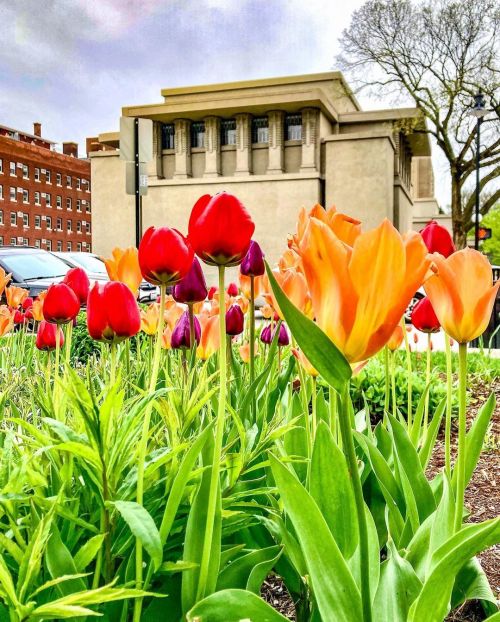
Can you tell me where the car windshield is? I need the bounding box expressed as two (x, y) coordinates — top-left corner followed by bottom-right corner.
(67, 253), (107, 274)
(1, 252), (69, 280)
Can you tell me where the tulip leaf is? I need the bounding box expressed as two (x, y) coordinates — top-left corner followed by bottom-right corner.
(265, 262), (351, 391)
(112, 501), (162, 572)
(187, 588), (289, 621)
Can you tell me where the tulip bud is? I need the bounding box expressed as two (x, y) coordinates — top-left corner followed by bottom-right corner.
(172, 257), (207, 304)
(63, 267), (90, 305)
(275, 323), (290, 347)
(22, 297), (33, 311)
(87, 282), (140, 342)
(208, 286), (218, 300)
(139, 226), (194, 286)
(240, 240), (265, 277)
(413, 332), (419, 344)
(411, 297), (440, 333)
(227, 282), (238, 297)
(260, 324), (272, 344)
(171, 310), (201, 349)
(36, 320), (64, 351)
(14, 310), (25, 324)
(43, 283), (80, 324)
(420, 220), (455, 257)
(225, 304), (244, 336)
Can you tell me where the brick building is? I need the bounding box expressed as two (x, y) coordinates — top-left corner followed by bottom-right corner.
(0, 122), (92, 252)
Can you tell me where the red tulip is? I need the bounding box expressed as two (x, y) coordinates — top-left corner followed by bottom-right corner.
(22, 297), (33, 311)
(43, 283), (80, 324)
(225, 304), (244, 336)
(172, 257), (207, 304)
(420, 220), (455, 257)
(227, 282), (238, 297)
(188, 192), (255, 266)
(63, 267), (90, 305)
(139, 226), (194, 286)
(87, 282), (141, 342)
(240, 240), (265, 277)
(14, 310), (25, 324)
(208, 286), (218, 300)
(411, 296), (441, 333)
(36, 320), (64, 351)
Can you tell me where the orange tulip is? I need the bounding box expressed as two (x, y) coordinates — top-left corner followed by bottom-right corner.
(292, 347), (318, 377)
(0, 305), (15, 337)
(140, 303), (160, 336)
(299, 218), (430, 363)
(161, 325), (172, 350)
(31, 291), (47, 322)
(289, 204), (362, 252)
(165, 302), (185, 331)
(239, 273), (265, 300)
(239, 340), (259, 363)
(103, 247), (143, 297)
(0, 268), (11, 298)
(5, 286), (29, 309)
(387, 324), (404, 351)
(279, 248), (303, 272)
(260, 303), (274, 319)
(263, 267), (312, 320)
(424, 248), (500, 344)
(197, 314), (220, 360)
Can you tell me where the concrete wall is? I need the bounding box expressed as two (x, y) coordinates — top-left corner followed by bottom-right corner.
(323, 133), (395, 229)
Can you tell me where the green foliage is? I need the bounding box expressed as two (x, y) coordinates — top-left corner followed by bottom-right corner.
(479, 203), (500, 265)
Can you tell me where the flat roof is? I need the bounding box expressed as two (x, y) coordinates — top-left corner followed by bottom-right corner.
(0, 123), (55, 144)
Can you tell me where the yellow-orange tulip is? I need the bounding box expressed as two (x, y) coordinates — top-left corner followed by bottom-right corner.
(5, 286), (29, 309)
(239, 273), (265, 300)
(165, 302), (185, 331)
(279, 248), (303, 272)
(260, 303), (274, 319)
(103, 247), (143, 297)
(239, 340), (259, 363)
(0, 305), (15, 337)
(197, 314), (220, 360)
(289, 204), (362, 252)
(140, 303), (160, 336)
(31, 291), (47, 322)
(292, 347), (318, 377)
(161, 326), (172, 350)
(299, 218), (430, 363)
(387, 324), (404, 351)
(263, 267), (312, 320)
(0, 268), (12, 297)
(424, 248), (500, 344)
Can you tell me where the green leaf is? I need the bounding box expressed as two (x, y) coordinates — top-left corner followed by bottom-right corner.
(45, 525), (87, 597)
(418, 398), (446, 469)
(269, 454), (362, 621)
(451, 558), (497, 613)
(216, 546), (282, 594)
(187, 588), (289, 621)
(112, 501), (162, 571)
(74, 535), (106, 572)
(265, 262), (351, 391)
(310, 422), (358, 558)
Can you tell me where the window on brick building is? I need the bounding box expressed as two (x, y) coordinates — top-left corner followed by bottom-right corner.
(86, 202), (91, 213)
(66, 197), (72, 210)
(10, 162), (16, 176)
(10, 212), (16, 226)
(76, 199), (81, 212)
(0, 236), (3, 246)
(45, 193), (51, 207)
(76, 178), (81, 190)
(0, 159), (3, 173)
(56, 173), (62, 186)
(67, 241), (72, 251)
(34, 168), (40, 182)
(46, 240), (52, 251)
(57, 240), (62, 252)
(77, 242), (82, 252)
(56, 195), (62, 209)
(23, 214), (29, 227)
(22, 164), (29, 179)
(10, 238), (16, 246)
(86, 221), (91, 234)
(35, 191), (40, 205)
(34, 239), (40, 248)
(0, 185), (3, 200)
(35, 215), (41, 229)
(9, 187), (16, 202)
(46, 170), (51, 183)
(0, 211), (3, 225)
(67, 219), (72, 232)
(23, 238), (28, 247)
(56, 217), (62, 231)
(46, 216), (52, 229)
(77, 221), (82, 233)
(23, 189), (29, 204)
(66, 175), (72, 188)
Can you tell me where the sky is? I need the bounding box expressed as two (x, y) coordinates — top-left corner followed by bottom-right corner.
(0, 0), (449, 206)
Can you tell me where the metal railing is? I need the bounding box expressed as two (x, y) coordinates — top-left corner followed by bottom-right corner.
(472, 265), (500, 349)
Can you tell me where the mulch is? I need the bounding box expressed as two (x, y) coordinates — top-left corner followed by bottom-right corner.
(262, 377), (500, 621)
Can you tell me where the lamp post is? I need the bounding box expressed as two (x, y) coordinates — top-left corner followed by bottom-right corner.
(470, 91), (488, 250)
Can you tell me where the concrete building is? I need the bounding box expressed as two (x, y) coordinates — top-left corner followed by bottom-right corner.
(91, 72), (438, 266)
(0, 122), (92, 252)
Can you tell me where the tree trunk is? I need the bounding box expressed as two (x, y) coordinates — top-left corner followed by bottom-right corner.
(451, 172), (467, 248)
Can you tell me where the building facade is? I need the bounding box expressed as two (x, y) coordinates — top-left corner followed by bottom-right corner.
(0, 123), (92, 252)
(91, 72), (437, 268)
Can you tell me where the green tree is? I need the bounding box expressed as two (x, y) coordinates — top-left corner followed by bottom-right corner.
(480, 203), (500, 264)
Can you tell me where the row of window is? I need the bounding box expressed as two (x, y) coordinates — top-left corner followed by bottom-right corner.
(0, 185), (91, 211)
(1, 237), (90, 251)
(0, 159), (89, 189)
(160, 113), (303, 150)
(0, 210), (90, 233)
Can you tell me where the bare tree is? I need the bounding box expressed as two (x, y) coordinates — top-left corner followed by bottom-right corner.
(337, 0), (500, 247)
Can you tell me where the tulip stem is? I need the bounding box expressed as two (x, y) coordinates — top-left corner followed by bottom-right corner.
(64, 321), (73, 369)
(383, 346), (390, 415)
(339, 382), (372, 622)
(454, 342), (467, 532)
(402, 320), (413, 430)
(444, 335), (453, 477)
(188, 303), (195, 351)
(54, 325), (61, 417)
(390, 351), (397, 418)
(311, 376), (317, 439)
(197, 265), (226, 602)
(110, 342), (117, 386)
(423, 332), (432, 444)
(249, 275), (256, 419)
(133, 283), (166, 622)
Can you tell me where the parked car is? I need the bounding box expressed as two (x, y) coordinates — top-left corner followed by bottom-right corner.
(0, 247), (72, 299)
(54, 251), (159, 303)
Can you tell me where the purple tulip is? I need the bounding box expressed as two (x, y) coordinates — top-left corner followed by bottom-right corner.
(260, 324), (272, 344)
(172, 257), (207, 305)
(171, 310), (201, 349)
(275, 323), (289, 347)
(226, 304), (244, 336)
(240, 241), (265, 277)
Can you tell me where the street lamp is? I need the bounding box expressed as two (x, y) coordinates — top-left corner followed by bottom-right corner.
(470, 91), (488, 250)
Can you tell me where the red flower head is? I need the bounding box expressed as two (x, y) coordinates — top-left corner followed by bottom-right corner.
(63, 267), (90, 305)
(22, 297), (34, 311)
(14, 310), (25, 324)
(188, 192), (255, 266)
(36, 320), (64, 351)
(225, 304), (244, 336)
(43, 283), (80, 324)
(411, 296), (441, 333)
(208, 286), (218, 300)
(87, 282), (141, 343)
(227, 282), (238, 297)
(420, 220), (455, 257)
(139, 226), (194, 286)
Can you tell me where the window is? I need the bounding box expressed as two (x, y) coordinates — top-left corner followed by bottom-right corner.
(67, 219), (72, 232)
(22, 189), (29, 204)
(56, 172), (62, 186)
(77, 221), (82, 233)
(35, 215), (41, 229)
(0, 185), (2, 200)
(34, 168), (40, 182)
(34, 239), (41, 248)
(45, 193), (51, 207)
(56, 195), (62, 209)
(66, 197), (72, 210)
(10, 212), (16, 226)
(10, 238), (16, 246)
(56, 217), (62, 231)
(10, 162), (16, 176)
(46, 216), (52, 229)
(252, 117), (269, 143)
(23, 238), (28, 247)
(76, 178), (81, 190)
(285, 114), (302, 141)
(77, 243), (82, 252)
(57, 240), (62, 252)
(220, 119), (237, 146)
(0, 236), (3, 246)
(35, 191), (40, 205)
(9, 187), (16, 202)
(67, 241), (72, 251)
(161, 123), (175, 149)
(76, 199), (81, 212)
(0, 159), (3, 173)
(66, 175), (71, 188)
(0, 210), (3, 225)
(23, 214), (29, 227)
(22, 164), (29, 179)
(46, 170), (51, 183)
(86, 202), (91, 213)
(191, 122), (205, 148)
(86, 221), (91, 234)
(46, 240), (52, 251)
